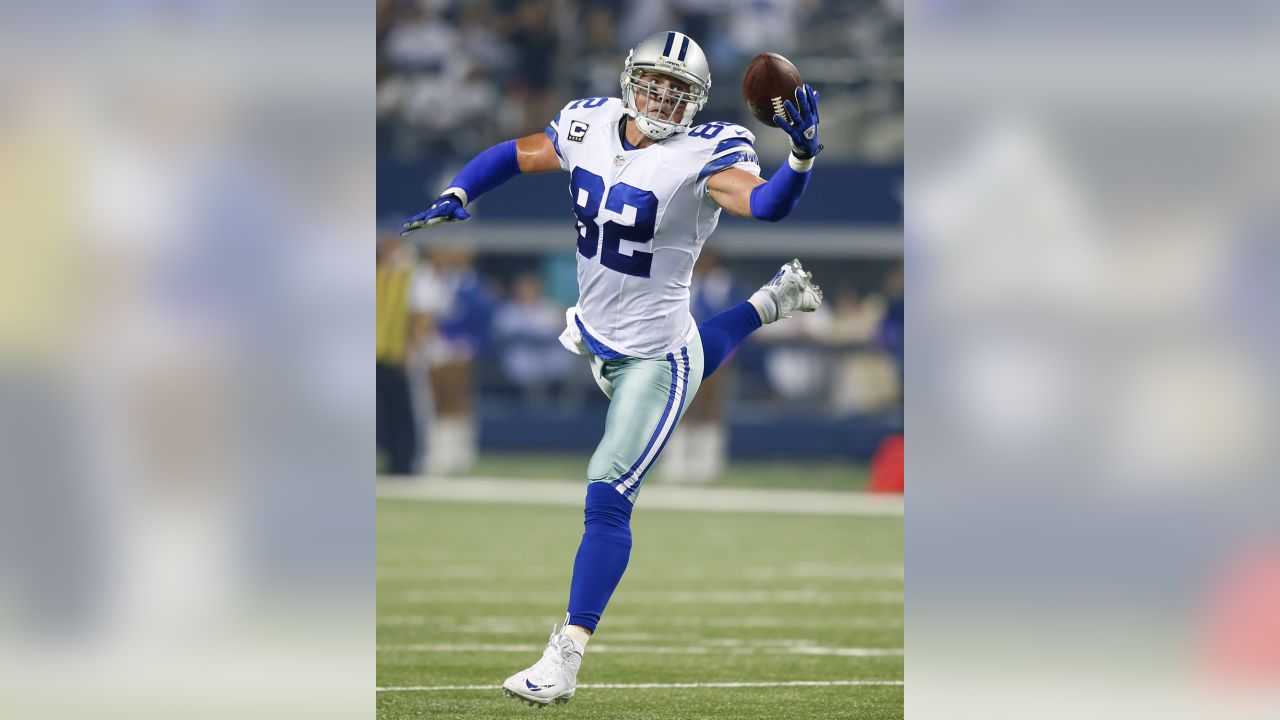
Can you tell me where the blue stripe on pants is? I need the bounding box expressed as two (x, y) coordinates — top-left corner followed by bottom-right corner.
(621, 347), (690, 499)
(571, 332), (705, 631)
(588, 332), (704, 503)
(611, 352), (679, 493)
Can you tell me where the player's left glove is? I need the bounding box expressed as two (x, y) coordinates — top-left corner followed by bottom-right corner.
(401, 189), (471, 236)
(774, 84), (823, 161)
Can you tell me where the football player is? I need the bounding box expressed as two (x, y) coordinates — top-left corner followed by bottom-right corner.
(402, 31), (824, 705)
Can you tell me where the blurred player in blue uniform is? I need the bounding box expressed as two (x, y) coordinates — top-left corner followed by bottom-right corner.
(415, 245), (495, 476)
(658, 251), (745, 484)
(403, 31), (824, 705)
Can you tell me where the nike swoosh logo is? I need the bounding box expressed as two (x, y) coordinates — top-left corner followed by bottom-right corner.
(735, 130), (748, 136)
(526, 679), (555, 691)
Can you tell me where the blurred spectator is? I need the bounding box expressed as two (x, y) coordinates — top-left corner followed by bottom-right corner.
(456, 0), (515, 79)
(756, 299), (835, 403)
(829, 287), (885, 341)
(505, 0), (562, 132)
(618, 0), (679, 52)
(377, 1), (496, 156)
(493, 272), (572, 406)
(377, 0), (902, 164)
(455, 1), (517, 141)
(828, 287), (899, 412)
(376, 0), (904, 464)
(672, 0), (726, 47)
(379, 3), (459, 95)
(415, 244), (496, 475)
(879, 264), (904, 382)
(571, 5), (624, 99)
(659, 252), (745, 484)
(376, 0), (397, 84)
(725, 0), (815, 63)
(376, 233), (432, 474)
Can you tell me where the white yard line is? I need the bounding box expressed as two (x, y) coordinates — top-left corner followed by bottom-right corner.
(378, 643), (903, 657)
(689, 616), (904, 628)
(377, 679), (903, 692)
(377, 477), (903, 517)
(389, 589), (903, 604)
(377, 562), (904, 582)
(377, 615), (903, 629)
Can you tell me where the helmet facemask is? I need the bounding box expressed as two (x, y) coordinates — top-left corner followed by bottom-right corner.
(620, 68), (708, 140)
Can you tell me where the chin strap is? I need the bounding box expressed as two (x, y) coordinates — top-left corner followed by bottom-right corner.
(635, 115), (675, 140)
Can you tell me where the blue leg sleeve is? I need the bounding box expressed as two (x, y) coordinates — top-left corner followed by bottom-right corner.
(566, 483), (635, 632)
(449, 140), (521, 202)
(697, 301), (763, 380)
(748, 159), (812, 222)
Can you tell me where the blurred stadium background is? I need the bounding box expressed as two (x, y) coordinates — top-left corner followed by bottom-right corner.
(7, 1), (1279, 718)
(376, 1), (903, 717)
(376, 0), (904, 486)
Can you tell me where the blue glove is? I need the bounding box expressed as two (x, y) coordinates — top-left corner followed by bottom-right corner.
(401, 190), (471, 235)
(774, 84), (822, 161)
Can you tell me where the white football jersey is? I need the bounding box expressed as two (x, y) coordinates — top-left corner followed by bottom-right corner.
(546, 97), (761, 358)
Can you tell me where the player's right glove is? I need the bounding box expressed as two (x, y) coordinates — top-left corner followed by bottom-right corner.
(774, 84), (823, 161)
(401, 189), (471, 236)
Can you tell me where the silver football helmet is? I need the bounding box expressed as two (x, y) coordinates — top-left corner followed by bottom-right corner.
(620, 31), (711, 140)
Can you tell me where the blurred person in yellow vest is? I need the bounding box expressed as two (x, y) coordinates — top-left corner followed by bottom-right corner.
(1, 79), (80, 365)
(377, 232), (432, 474)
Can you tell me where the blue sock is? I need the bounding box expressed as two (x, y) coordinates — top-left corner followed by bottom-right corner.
(566, 483), (634, 631)
(698, 301), (763, 380)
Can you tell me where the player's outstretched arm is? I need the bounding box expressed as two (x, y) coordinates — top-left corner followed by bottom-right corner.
(401, 132), (562, 236)
(707, 84), (822, 223)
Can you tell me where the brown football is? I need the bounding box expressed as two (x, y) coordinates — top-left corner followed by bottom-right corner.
(741, 52), (804, 127)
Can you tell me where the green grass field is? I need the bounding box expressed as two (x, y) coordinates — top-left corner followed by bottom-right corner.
(377, 487), (902, 719)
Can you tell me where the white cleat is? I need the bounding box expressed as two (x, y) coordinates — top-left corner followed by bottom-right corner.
(501, 615), (582, 706)
(752, 258), (824, 323)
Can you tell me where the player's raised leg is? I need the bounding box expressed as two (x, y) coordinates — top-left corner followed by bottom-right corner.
(699, 258), (823, 379)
